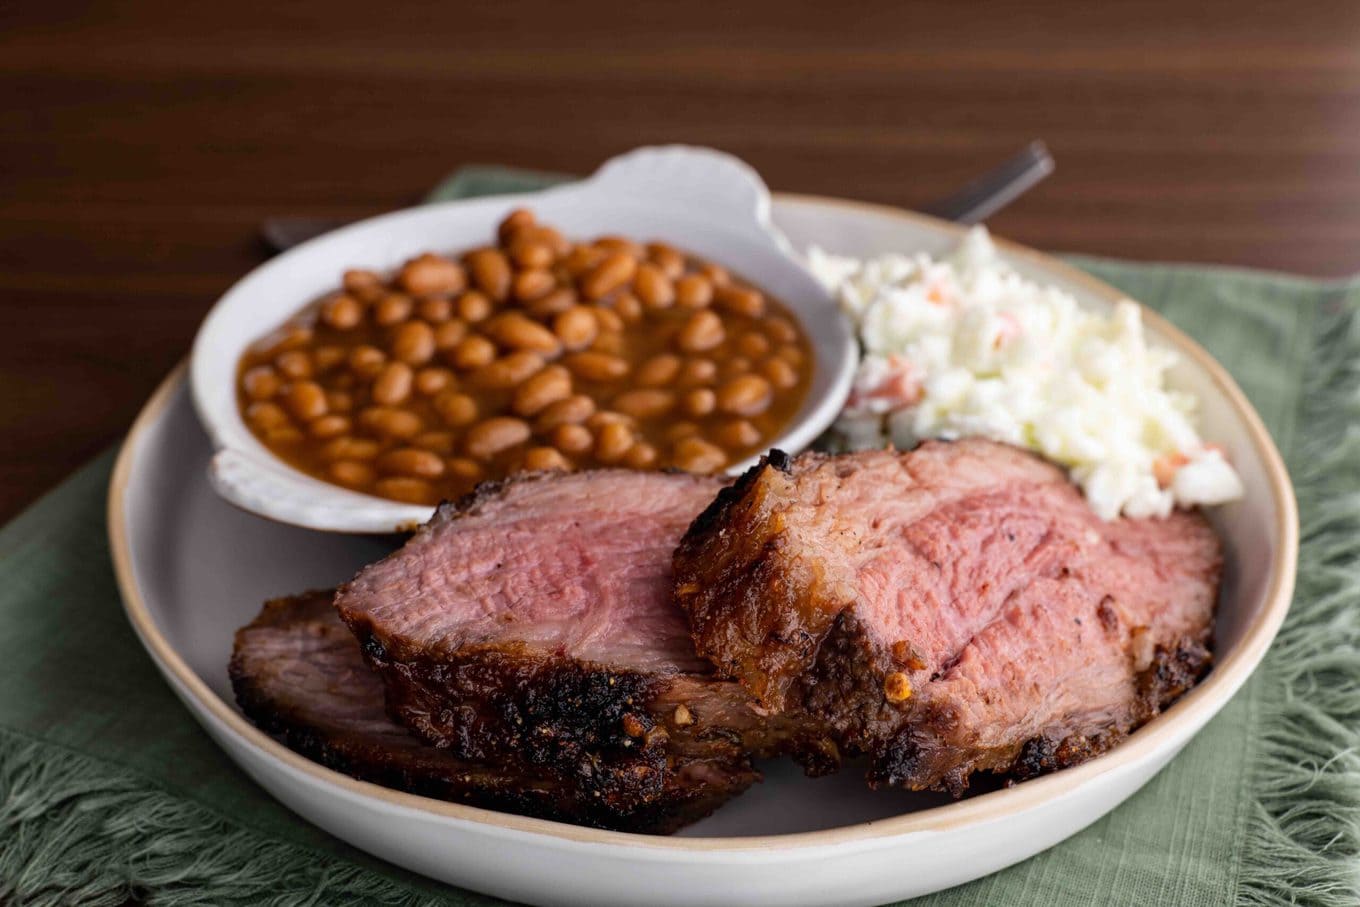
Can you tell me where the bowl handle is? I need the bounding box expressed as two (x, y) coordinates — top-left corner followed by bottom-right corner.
(552, 145), (794, 253)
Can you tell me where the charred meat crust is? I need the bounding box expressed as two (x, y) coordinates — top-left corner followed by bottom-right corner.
(674, 441), (1223, 797)
(674, 451), (851, 712)
(230, 592), (735, 833)
(349, 623), (762, 819)
(862, 637), (1215, 793)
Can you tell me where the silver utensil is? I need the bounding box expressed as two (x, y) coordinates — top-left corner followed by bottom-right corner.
(919, 140), (1053, 226)
(259, 142), (1054, 254)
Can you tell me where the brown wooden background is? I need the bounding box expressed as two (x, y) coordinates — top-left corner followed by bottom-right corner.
(3, 1), (1359, 522)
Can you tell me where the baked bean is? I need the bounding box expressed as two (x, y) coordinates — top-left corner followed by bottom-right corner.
(330, 460), (376, 488)
(535, 394), (596, 431)
(264, 326), (313, 357)
(348, 345), (386, 379)
(672, 437), (727, 473)
(372, 362), (414, 405)
(321, 437), (380, 461)
(552, 306), (598, 351)
(624, 442), (659, 469)
(414, 431), (457, 455)
(473, 351), (545, 389)
(678, 358), (718, 387)
(591, 305), (625, 333)
(721, 356), (753, 379)
(581, 252), (637, 301)
(275, 350), (313, 380)
(565, 351), (629, 382)
(465, 417), (531, 460)
(343, 269), (384, 300)
(457, 290), (493, 323)
(374, 477), (437, 505)
(415, 366), (455, 396)
(764, 316), (799, 344)
(590, 331), (625, 355)
(447, 457), (485, 482)
(682, 388), (716, 418)
(594, 235), (645, 258)
(433, 319), (469, 350)
(613, 292), (643, 324)
(512, 365), (572, 416)
(645, 242), (685, 280)
(242, 365), (280, 401)
(676, 310), (725, 353)
(321, 294), (364, 330)
(527, 287), (577, 319)
(418, 297), (453, 323)
(391, 320), (436, 366)
(450, 335), (497, 371)
(284, 381), (328, 421)
(716, 374), (773, 417)
(700, 262), (730, 286)
(551, 423), (594, 455)
(663, 421), (701, 444)
(594, 421), (634, 463)
(433, 391), (478, 427)
(737, 331), (771, 359)
(762, 356), (799, 390)
(238, 213), (812, 507)
(246, 401), (290, 431)
(530, 225), (570, 256)
(308, 414), (351, 439)
(358, 406), (423, 440)
(636, 353), (681, 387)
(498, 208), (536, 244)
(717, 419), (761, 449)
(378, 447), (446, 479)
(467, 248), (512, 301)
(484, 313), (561, 355)
(613, 389), (675, 419)
(374, 293), (414, 327)
(313, 345), (346, 372)
(715, 284), (766, 318)
(563, 245), (606, 278)
(674, 274), (713, 309)
(524, 446), (571, 472)
(513, 268), (556, 303)
(399, 253), (466, 297)
(586, 410), (637, 430)
(510, 238), (555, 270)
(634, 264), (675, 309)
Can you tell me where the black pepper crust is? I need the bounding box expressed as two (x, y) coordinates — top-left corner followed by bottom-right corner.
(231, 592), (744, 834)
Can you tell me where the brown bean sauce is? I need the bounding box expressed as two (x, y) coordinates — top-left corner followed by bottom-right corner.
(236, 210), (815, 506)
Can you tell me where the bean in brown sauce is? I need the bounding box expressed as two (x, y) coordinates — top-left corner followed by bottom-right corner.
(235, 210), (814, 505)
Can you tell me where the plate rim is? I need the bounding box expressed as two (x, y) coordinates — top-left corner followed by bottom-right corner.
(107, 193), (1299, 855)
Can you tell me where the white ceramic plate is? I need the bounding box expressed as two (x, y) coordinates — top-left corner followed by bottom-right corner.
(192, 146), (858, 534)
(109, 195), (1297, 907)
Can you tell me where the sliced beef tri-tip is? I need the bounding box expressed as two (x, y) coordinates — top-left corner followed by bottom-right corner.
(674, 440), (1222, 795)
(333, 469), (834, 829)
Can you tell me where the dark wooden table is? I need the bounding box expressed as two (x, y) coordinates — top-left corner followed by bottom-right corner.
(4, 1), (1359, 522)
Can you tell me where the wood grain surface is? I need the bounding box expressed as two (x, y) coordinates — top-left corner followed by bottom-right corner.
(3, 1), (1359, 522)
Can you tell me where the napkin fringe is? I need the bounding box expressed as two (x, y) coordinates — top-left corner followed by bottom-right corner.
(1237, 296), (1360, 907)
(0, 730), (432, 907)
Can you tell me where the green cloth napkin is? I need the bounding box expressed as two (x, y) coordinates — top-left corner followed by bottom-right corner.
(2, 169), (1357, 907)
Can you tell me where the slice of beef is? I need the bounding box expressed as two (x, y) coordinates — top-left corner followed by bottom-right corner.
(231, 590), (732, 833)
(674, 440), (1222, 795)
(334, 470), (829, 825)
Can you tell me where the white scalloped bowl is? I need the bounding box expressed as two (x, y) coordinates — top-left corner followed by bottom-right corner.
(191, 147), (858, 533)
